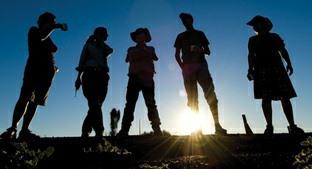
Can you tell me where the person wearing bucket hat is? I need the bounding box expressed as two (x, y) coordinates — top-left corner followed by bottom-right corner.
(75, 27), (113, 138)
(117, 28), (162, 137)
(247, 15), (304, 135)
(0, 12), (67, 141)
(174, 13), (227, 135)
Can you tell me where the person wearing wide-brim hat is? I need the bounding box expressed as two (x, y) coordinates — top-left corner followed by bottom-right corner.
(117, 27), (162, 137)
(130, 28), (152, 43)
(247, 15), (304, 135)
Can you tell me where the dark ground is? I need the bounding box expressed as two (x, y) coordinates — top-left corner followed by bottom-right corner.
(1, 133), (311, 169)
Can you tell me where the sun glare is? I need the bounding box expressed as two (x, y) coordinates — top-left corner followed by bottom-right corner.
(178, 108), (214, 135)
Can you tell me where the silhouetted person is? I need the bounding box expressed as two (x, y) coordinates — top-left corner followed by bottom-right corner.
(117, 28), (162, 137)
(0, 12), (67, 140)
(75, 27), (113, 137)
(247, 15), (304, 135)
(174, 13), (227, 135)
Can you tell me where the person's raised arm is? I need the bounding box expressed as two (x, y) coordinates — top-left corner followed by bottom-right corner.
(41, 23), (66, 41)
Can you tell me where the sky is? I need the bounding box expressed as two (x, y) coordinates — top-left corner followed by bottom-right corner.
(0, 0), (311, 136)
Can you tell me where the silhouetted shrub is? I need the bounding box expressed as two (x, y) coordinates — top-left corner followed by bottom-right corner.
(0, 142), (54, 169)
(293, 136), (312, 169)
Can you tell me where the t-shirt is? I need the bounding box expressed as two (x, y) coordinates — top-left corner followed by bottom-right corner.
(126, 45), (158, 77)
(24, 26), (57, 79)
(77, 41), (112, 72)
(174, 29), (209, 63)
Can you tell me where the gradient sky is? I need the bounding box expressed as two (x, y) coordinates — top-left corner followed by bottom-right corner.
(0, 0), (311, 136)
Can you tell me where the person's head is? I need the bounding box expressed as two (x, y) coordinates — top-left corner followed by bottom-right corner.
(93, 27), (108, 42)
(247, 15), (273, 34)
(37, 12), (56, 30)
(130, 28), (151, 44)
(179, 13), (194, 30)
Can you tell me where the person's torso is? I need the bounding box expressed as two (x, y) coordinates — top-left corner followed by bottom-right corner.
(178, 30), (207, 63)
(83, 42), (109, 70)
(250, 33), (284, 69)
(127, 45), (155, 76)
(25, 27), (57, 77)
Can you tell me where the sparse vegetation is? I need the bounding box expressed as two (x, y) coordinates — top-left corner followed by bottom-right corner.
(0, 142), (54, 169)
(294, 136), (312, 169)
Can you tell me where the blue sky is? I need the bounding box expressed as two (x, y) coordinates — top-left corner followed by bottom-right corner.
(0, 0), (311, 136)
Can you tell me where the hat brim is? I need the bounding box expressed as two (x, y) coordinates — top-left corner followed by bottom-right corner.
(247, 16), (273, 32)
(130, 28), (151, 43)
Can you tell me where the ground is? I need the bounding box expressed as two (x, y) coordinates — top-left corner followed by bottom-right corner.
(0, 133), (311, 169)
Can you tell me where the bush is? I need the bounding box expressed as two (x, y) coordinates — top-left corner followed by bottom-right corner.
(0, 142), (54, 169)
(293, 136), (312, 169)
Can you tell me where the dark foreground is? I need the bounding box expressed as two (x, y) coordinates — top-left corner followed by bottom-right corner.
(1, 133), (311, 169)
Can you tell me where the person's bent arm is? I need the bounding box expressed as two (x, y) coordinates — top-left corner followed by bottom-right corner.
(280, 47), (293, 75)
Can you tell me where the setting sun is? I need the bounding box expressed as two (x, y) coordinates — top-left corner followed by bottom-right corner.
(177, 108), (214, 135)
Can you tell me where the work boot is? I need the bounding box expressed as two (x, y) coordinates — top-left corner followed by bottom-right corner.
(0, 127), (17, 140)
(152, 125), (162, 136)
(215, 124), (227, 135)
(95, 130), (104, 137)
(18, 129), (40, 141)
(288, 125), (304, 135)
(116, 128), (129, 138)
(264, 125), (274, 135)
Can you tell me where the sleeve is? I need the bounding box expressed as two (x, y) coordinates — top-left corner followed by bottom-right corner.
(174, 34), (182, 48)
(125, 47), (132, 62)
(200, 31), (209, 46)
(103, 43), (113, 57)
(272, 33), (285, 49)
(150, 47), (158, 61)
(248, 37), (255, 53)
(76, 44), (88, 71)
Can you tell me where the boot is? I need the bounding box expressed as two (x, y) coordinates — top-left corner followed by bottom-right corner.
(152, 125), (162, 136)
(215, 124), (227, 135)
(288, 125), (304, 135)
(264, 125), (274, 135)
(0, 127), (17, 140)
(18, 129), (40, 141)
(116, 124), (130, 138)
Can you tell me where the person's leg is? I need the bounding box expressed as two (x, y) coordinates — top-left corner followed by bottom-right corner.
(142, 80), (162, 135)
(82, 110), (93, 137)
(118, 77), (140, 136)
(281, 98), (304, 134)
(281, 98), (295, 126)
(21, 102), (38, 131)
(197, 63), (226, 134)
(87, 99), (104, 137)
(0, 98), (29, 139)
(262, 98), (273, 134)
(0, 81), (33, 140)
(11, 99), (30, 129)
(262, 98), (272, 126)
(93, 72), (109, 137)
(81, 71), (95, 137)
(182, 67), (199, 112)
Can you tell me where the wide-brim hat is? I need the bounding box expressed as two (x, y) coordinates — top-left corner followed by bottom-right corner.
(247, 15), (273, 32)
(130, 28), (151, 43)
